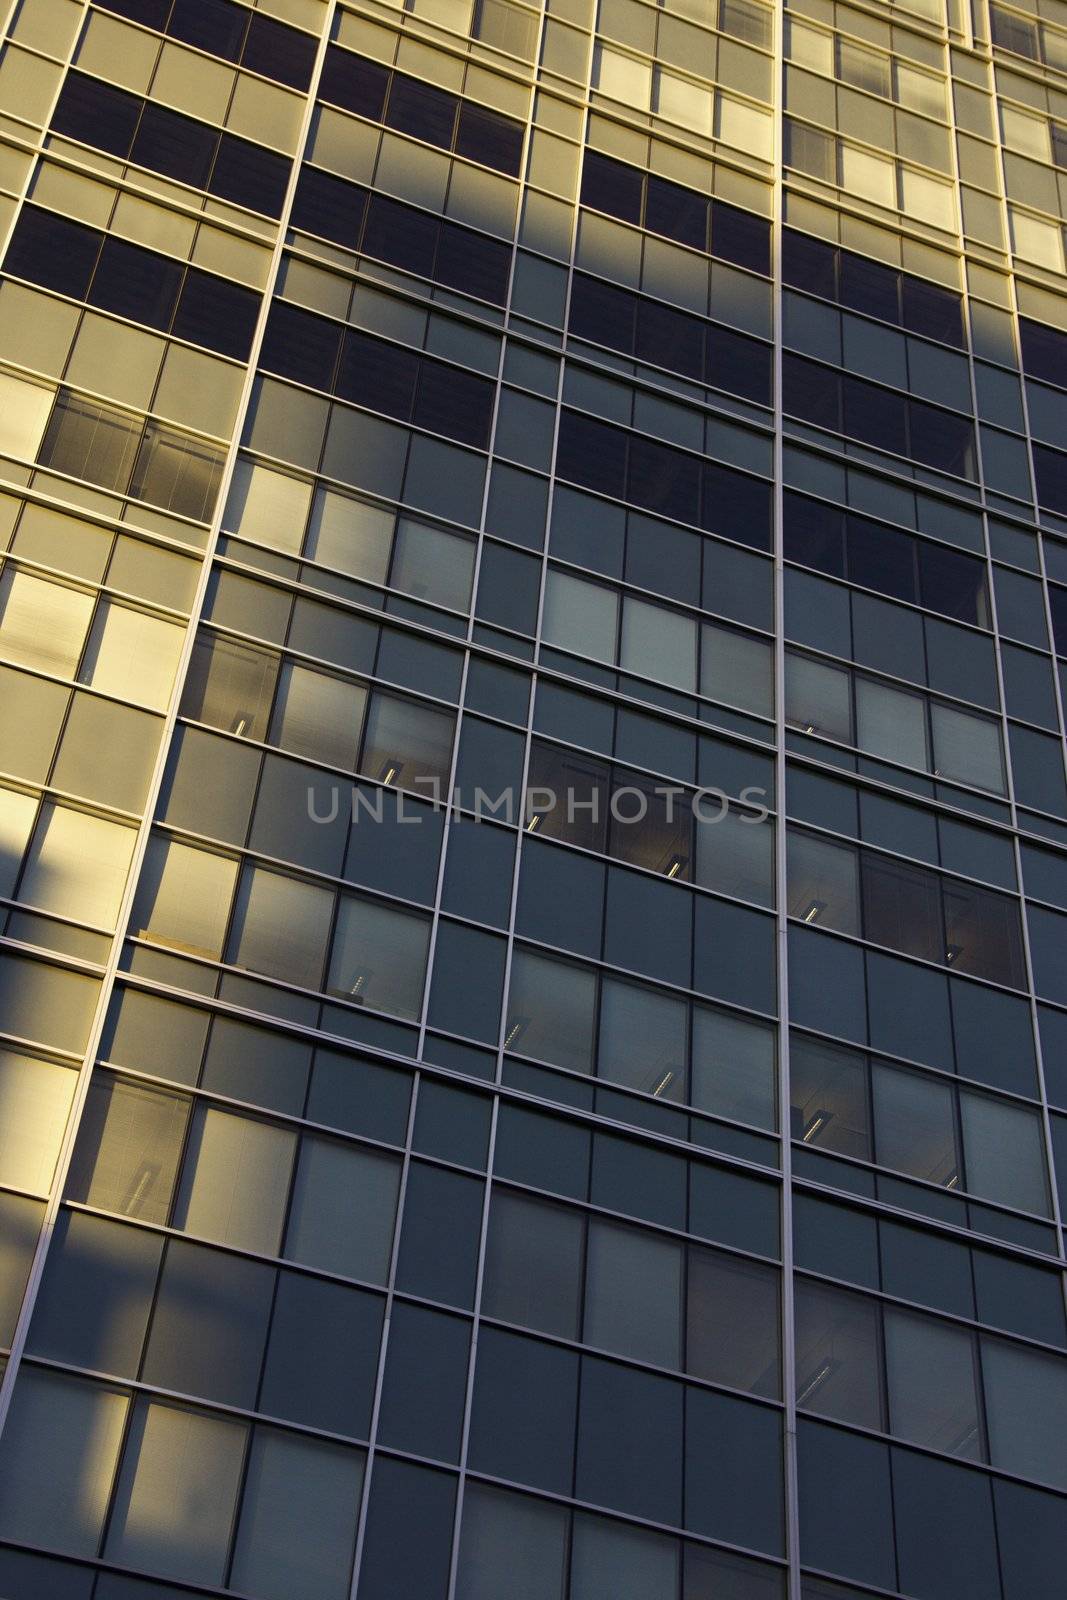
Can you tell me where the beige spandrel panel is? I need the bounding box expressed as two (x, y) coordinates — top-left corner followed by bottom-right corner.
(74, 9), (160, 95)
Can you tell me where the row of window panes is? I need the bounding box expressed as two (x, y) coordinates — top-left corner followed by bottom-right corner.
(592, 45), (774, 157)
(568, 271), (772, 406)
(505, 941), (777, 1127)
(94, 0), (318, 89)
(783, 353), (975, 478)
(991, 2), (1067, 71)
(786, 19), (948, 118)
(549, 484), (774, 639)
(794, 1185), (1067, 1348)
(785, 649), (1005, 794)
(786, 762), (1019, 898)
(2, 206), (260, 364)
(258, 301), (495, 449)
(796, 1275), (1067, 1489)
(781, 229), (963, 346)
(223, 458), (477, 612)
(51, 71), (291, 218)
(132, 830), (430, 1013)
(181, 628), (455, 784)
(556, 411), (772, 552)
(788, 827), (1025, 987)
(794, 1033), (1053, 1225)
(34, 387), (224, 522)
(0, 562), (185, 710)
(785, 568), (1004, 723)
(542, 566), (774, 718)
(580, 151), (771, 275)
(515, 833), (778, 1019)
(784, 119), (956, 232)
(527, 737), (773, 903)
(291, 166), (513, 306)
(318, 44), (524, 177)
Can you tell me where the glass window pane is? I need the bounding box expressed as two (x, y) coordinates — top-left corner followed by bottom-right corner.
(885, 1307), (981, 1458)
(482, 1189), (585, 1339)
(789, 1036), (870, 1159)
(19, 804), (135, 928)
(0, 785), (37, 897)
(456, 1482), (568, 1600)
(327, 895), (429, 1020)
(621, 597), (697, 691)
(931, 703), (1005, 794)
(785, 653), (852, 741)
(305, 488), (393, 580)
(141, 1240), (273, 1409)
(585, 1217), (683, 1367)
(686, 1247), (781, 1398)
(285, 1135), (400, 1282)
(702, 623), (774, 718)
(0, 1369), (127, 1556)
(856, 679), (928, 771)
(0, 569), (93, 677)
(862, 854), (943, 964)
(505, 947), (597, 1074)
(182, 632), (279, 742)
(570, 1510), (680, 1600)
(359, 691), (454, 792)
(131, 836), (238, 960)
(690, 1005), (777, 1130)
(787, 831), (860, 935)
(597, 977), (687, 1102)
(542, 571), (619, 664)
(105, 1400), (247, 1584)
(982, 1337), (1067, 1489)
(695, 808), (774, 907)
(231, 1428), (364, 1600)
(228, 866), (334, 988)
(391, 519), (475, 613)
(80, 602), (184, 712)
(795, 1280), (883, 1429)
(0, 1190), (44, 1344)
(0, 1049), (77, 1192)
(66, 1076), (189, 1226)
(271, 662), (367, 770)
(224, 459), (313, 556)
(172, 1106), (296, 1255)
(872, 1064), (957, 1185)
(960, 1091), (1048, 1214)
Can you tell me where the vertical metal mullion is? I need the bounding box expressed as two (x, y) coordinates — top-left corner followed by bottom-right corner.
(347, 1066), (421, 1600)
(771, 0), (802, 1596)
(0, 0), (343, 1446)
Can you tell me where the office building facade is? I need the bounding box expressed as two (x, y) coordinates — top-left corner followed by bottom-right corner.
(0, 0), (1064, 1595)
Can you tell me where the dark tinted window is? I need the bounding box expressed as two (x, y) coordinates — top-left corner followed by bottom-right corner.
(712, 202), (770, 275)
(88, 237), (184, 330)
(646, 174), (708, 249)
(386, 74), (457, 147)
(319, 47), (390, 119)
(210, 134), (290, 217)
(169, 0), (248, 59)
(903, 277), (964, 346)
(581, 150), (643, 224)
(455, 102), (523, 176)
(51, 72), (142, 157)
(3, 206), (101, 300)
(839, 253), (899, 321)
(130, 101), (217, 189)
(243, 11), (317, 90)
(783, 229), (836, 298)
(291, 168), (368, 249)
(172, 268), (260, 361)
(261, 301), (343, 389)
